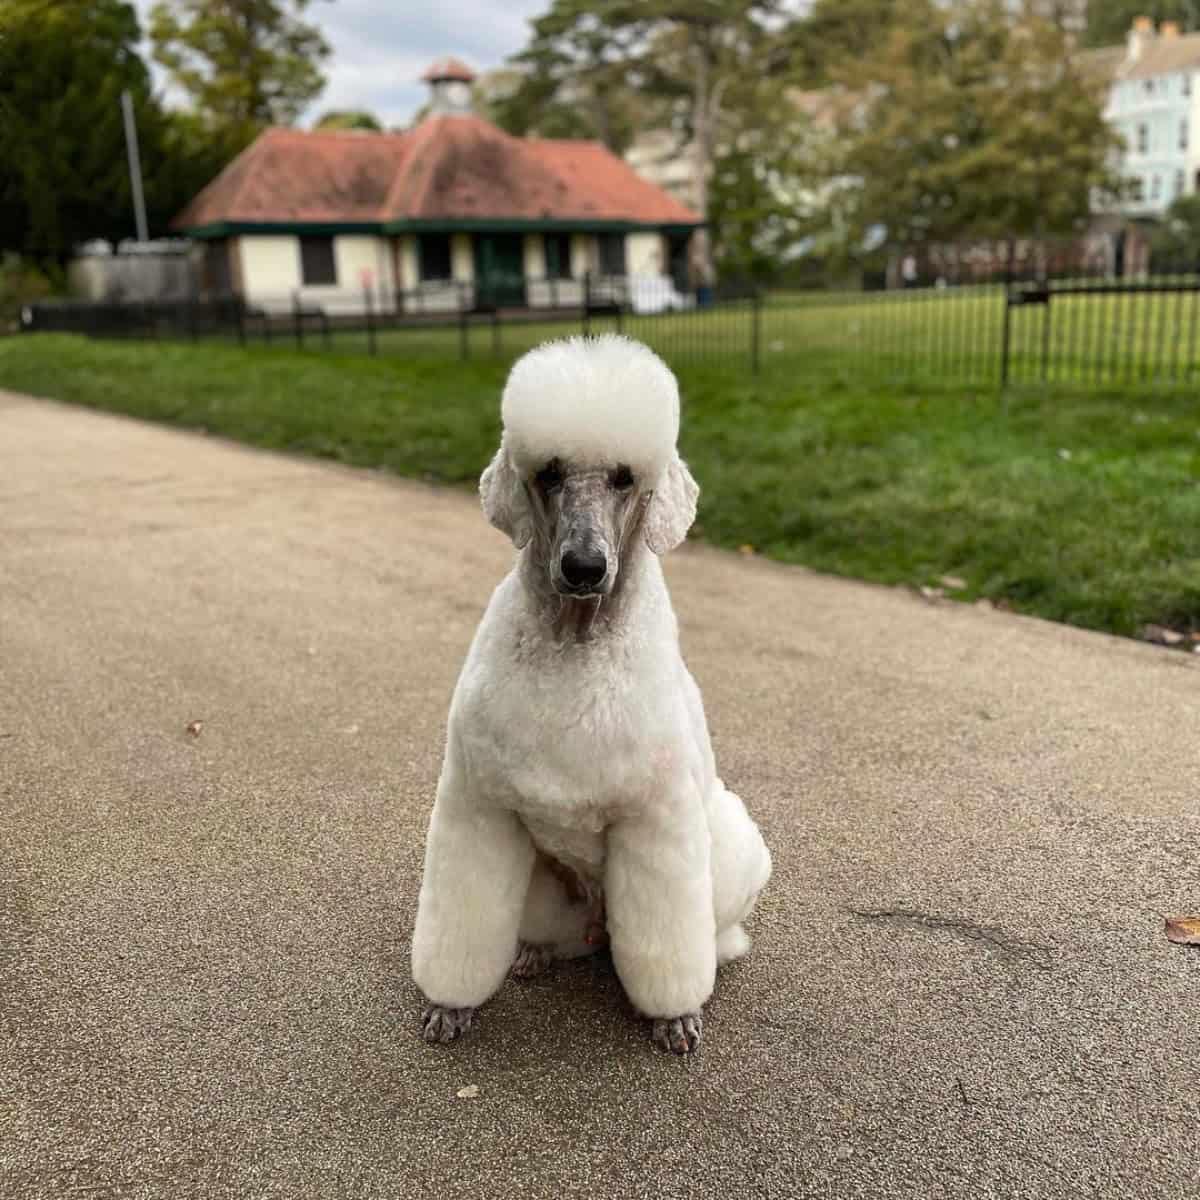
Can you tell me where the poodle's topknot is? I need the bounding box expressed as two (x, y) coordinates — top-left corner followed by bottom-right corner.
(500, 336), (680, 484)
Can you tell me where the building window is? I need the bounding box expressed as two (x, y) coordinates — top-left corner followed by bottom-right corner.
(1131, 176), (1145, 201)
(544, 233), (572, 279)
(597, 232), (626, 276)
(1184, 73), (1193, 96)
(418, 233), (452, 281)
(1151, 173), (1161, 200)
(1136, 123), (1149, 153)
(299, 236), (337, 286)
(1176, 168), (1185, 196)
(1181, 118), (1189, 150)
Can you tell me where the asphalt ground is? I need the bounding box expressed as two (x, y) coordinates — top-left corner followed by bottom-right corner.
(2, 390), (1198, 1199)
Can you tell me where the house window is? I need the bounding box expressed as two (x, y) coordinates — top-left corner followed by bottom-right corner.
(544, 233), (572, 279)
(418, 233), (453, 281)
(1136, 123), (1149, 153)
(1181, 118), (1189, 151)
(1131, 177), (1145, 201)
(1176, 168), (1186, 196)
(597, 232), (626, 276)
(1151, 173), (1161, 200)
(1184, 73), (1193, 96)
(299, 236), (337, 286)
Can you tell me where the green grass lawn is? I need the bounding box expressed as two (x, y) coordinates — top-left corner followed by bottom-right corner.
(2, 331), (1198, 640)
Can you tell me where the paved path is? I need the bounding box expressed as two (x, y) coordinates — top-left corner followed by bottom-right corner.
(2, 391), (1198, 1199)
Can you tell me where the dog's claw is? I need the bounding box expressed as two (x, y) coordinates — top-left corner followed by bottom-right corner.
(421, 1004), (474, 1044)
(510, 941), (553, 980)
(651, 1012), (703, 1055)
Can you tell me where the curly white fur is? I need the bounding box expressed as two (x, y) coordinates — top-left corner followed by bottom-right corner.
(411, 335), (772, 1043)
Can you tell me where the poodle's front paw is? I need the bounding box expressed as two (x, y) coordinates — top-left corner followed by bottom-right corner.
(651, 1012), (703, 1055)
(510, 941), (553, 980)
(421, 1004), (475, 1044)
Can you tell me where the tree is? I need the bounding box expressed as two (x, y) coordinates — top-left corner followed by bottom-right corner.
(820, 0), (1124, 253)
(149, 0), (331, 147)
(494, 1), (784, 285)
(314, 109), (382, 131)
(1150, 193), (1200, 268)
(782, 0), (902, 87)
(0, 0), (152, 260)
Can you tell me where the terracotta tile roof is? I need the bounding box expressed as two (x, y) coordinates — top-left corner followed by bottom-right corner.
(173, 115), (701, 232)
(174, 128), (411, 228)
(1078, 30), (1200, 82)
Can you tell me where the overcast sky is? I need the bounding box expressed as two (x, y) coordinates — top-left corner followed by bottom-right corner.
(132, 0), (547, 128)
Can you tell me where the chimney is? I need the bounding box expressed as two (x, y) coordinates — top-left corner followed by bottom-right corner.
(1161, 20), (1181, 37)
(1127, 15), (1155, 61)
(421, 57), (476, 118)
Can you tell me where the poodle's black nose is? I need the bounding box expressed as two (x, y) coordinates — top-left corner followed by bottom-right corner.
(561, 548), (607, 590)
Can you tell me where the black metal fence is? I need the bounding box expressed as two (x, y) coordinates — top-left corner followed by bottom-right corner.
(21, 253), (1200, 388)
(22, 274), (766, 374)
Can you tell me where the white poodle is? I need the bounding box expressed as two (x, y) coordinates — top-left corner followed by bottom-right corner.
(411, 335), (772, 1054)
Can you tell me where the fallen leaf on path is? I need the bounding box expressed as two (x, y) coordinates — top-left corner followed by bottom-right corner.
(918, 585), (945, 602)
(1164, 917), (1200, 945)
(456, 1084), (480, 1099)
(1142, 624), (1186, 646)
(737, 544), (755, 555)
(185, 720), (203, 737)
(939, 575), (967, 590)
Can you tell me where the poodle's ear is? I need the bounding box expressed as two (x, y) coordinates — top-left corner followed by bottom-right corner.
(480, 445), (532, 548)
(644, 453), (699, 555)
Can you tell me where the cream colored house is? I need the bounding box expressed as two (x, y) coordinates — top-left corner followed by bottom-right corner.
(174, 59), (701, 315)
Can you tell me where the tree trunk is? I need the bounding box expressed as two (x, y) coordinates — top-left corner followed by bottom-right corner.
(689, 42), (715, 288)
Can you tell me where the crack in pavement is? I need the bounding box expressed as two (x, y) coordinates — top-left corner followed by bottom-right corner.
(848, 907), (1055, 971)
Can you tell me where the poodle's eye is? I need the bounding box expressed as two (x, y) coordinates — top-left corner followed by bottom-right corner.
(535, 460), (564, 493)
(610, 464), (634, 491)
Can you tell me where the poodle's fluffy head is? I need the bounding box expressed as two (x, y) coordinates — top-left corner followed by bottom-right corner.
(499, 335), (681, 483)
(480, 336), (699, 595)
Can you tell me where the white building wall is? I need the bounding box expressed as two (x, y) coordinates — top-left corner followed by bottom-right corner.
(523, 234), (546, 279)
(451, 234), (474, 281)
(571, 233), (596, 277)
(333, 236), (395, 296)
(626, 232), (665, 276)
(237, 236), (301, 305)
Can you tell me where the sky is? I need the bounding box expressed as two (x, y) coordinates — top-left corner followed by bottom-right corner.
(132, 0), (548, 128)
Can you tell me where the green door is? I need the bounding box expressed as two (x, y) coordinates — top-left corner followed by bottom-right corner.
(474, 234), (526, 309)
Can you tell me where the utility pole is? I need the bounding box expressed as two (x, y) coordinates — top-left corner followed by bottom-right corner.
(120, 90), (149, 243)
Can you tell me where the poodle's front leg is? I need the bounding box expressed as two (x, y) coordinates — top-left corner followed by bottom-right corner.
(411, 749), (535, 1041)
(605, 798), (716, 1054)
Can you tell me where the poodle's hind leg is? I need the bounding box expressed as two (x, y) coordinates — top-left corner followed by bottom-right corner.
(706, 781), (771, 965)
(512, 855), (603, 979)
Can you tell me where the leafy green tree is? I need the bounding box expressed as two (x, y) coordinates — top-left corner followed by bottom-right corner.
(821, 0), (1124, 252)
(149, 0), (331, 147)
(314, 109), (382, 131)
(495, 0), (784, 283)
(781, 0), (902, 87)
(1083, 0), (1200, 47)
(1150, 193), (1200, 268)
(0, 0), (153, 260)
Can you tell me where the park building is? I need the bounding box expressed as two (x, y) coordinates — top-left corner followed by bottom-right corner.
(171, 58), (701, 315)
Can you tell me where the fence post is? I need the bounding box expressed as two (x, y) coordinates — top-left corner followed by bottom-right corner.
(582, 272), (591, 338)
(751, 290), (762, 376)
(459, 302), (469, 361)
(292, 290), (304, 350)
(234, 294), (245, 347)
(365, 285), (376, 356)
(491, 308), (500, 357)
(1000, 238), (1014, 389)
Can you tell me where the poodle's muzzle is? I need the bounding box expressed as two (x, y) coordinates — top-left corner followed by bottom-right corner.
(544, 470), (635, 598)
